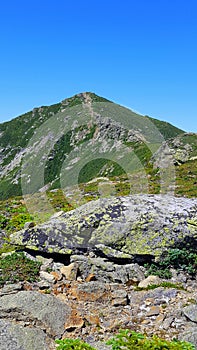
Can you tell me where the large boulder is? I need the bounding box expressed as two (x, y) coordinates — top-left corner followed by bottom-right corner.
(10, 194), (197, 258)
(0, 291), (71, 350)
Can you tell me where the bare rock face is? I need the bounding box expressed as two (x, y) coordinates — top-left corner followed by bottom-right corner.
(0, 319), (52, 350)
(183, 304), (197, 323)
(10, 194), (197, 258)
(0, 291), (71, 350)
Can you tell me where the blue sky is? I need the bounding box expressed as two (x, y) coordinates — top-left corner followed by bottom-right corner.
(0, 0), (196, 132)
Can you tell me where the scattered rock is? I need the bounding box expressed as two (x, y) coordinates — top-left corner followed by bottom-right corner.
(146, 305), (161, 316)
(183, 304), (197, 323)
(138, 275), (162, 288)
(39, 271), (55, 283)
(60, 262), (78, 280)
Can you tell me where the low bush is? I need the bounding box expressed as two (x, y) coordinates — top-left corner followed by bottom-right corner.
(0, 251), (41, 286)
(145, 247), (197, 279)
(135, 281), (185, 291)
(106, 329), (195, 350)
(55, 330), (195, 350)
(55, 338), (96, 350)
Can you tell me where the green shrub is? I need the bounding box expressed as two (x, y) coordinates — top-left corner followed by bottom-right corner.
(0, 251), (41, 286)
(55, 331), (195, 350)
(145, 248), (197, 279)
(106, 329), (195, 350)
(135, 281), (184, 291)
(55, 338), (96, 350)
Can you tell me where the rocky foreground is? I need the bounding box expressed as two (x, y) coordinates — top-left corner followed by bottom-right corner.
(1, 194), (197, 349)
(1, 250), (197, 350)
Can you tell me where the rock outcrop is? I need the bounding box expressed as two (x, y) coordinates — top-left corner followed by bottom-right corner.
(0, 290), (72, 350)
(10, 194), (197, 258)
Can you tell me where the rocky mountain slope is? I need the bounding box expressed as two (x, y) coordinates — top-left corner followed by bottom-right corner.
(1, 92), (196, 201)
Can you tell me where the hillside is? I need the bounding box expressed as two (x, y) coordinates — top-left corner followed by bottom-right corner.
(1, 91), (195, 202)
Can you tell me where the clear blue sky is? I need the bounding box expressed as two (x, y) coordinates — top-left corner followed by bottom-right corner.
(0, 0), (196, 132)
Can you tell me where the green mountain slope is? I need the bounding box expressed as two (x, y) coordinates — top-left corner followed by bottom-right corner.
(0, 92), (196, 202)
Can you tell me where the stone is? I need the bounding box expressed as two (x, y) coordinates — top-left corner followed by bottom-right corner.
(60, 262), (78, 280)
(38, 257), (53, 271)
(70, 281), (111, 302)
(162, 316), (175, 330)
(111, 289), (128, 306)
(39, 271), (55, 283)
(37, 280), (51, 289)
(10, 195), (197, 258)
(85, 314), (100, 326)
(183, 304), (197, 323)
(85, 273), (96, 282)
(64, 309), (84, 330)
(111, 298), (128, 307)
(178, 327), (197, 348)
(1, 251), (15, 258)
(0, 291), (71, 337)
(138, 275), (161, 288)
(0, 319), (55, 350)
(50, 271), (62, 281)
(24, 221), (35, 229)
(155, 314), (165, 324)
(0, 282), (23, 296)
(146, 306), (161, 316)
(71, 255), (145, 284)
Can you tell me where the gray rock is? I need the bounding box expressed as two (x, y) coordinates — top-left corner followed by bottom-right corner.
(178, 327), (197, 349)
(71, 254), (145, 283)
(183, 304), (197, 323)
(39, 271), (55, 283)
(138, 275), (161, 288)
(0, 291), (71, 337)
(10, 195), (197, 258)
(24, 221), (35, 229)
(0, 319), (54, 350)
(0, 282), (23, 296)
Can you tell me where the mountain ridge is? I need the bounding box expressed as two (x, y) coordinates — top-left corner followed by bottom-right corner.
(0, 92), (196, 201)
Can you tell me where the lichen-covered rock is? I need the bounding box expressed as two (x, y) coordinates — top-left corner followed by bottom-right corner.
(10, 194), (197, 258)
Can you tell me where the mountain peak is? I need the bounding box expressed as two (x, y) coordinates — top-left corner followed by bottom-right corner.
(0, 92), (196, 200)
(61, 91), (110, 106)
